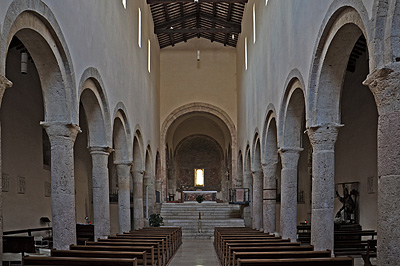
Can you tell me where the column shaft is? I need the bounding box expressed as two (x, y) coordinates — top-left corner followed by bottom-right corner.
(364, 65), (400, 265)
(262, 162), (278, 234)
(307, 124), (341, 252)
(243, 170), (253, 227)
(279, 148), (302, 241)
(89, 147), (112, 239)
(115, 162), (132, 233)
(252, 170), (263, 230)
(41, 122), (80, 250)
(132, 170), (144, 229)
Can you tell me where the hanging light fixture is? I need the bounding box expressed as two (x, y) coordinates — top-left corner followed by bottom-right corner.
(197, 50), (200, 61)
(21, 51), (28, 75)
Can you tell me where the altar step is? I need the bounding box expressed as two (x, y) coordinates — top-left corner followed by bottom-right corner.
(160, 202), (245, 239)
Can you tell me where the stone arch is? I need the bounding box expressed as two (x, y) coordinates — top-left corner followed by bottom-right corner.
(278, 74), (306, 241)
(251, 130), (261, 171)
(155, 151), (162, 201)
(1, 0), (77, 123)
(237, 151), (243, 188)
(112, 104), (132, 162)
(79, 67), (111, 148)
(132, 128), (144, 230)
(261, 110), (279, 234)
(251, 132), (263, 230)
(111, 106), (132, 234)
(243, 144), (252, 227)
(369, 0), (390, 67)
(308, 3), (371, 126)
(278, 76), (306, 149)
(144, 145), (155, 219)
(160, 102), (237, 201)
(133, 128), (144, 171)
(380, 0), (400, 65)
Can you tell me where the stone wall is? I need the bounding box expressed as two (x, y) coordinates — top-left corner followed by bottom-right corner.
(175, 135), (223, 192)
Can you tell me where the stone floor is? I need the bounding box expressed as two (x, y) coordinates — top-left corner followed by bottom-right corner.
(168, 239), (219, 266)
(168, 239), (377, 266)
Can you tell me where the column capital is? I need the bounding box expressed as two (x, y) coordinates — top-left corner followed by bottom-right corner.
(0, 75), (12, 89)
(363, 63), (400, 116)
(40, 121), (81, 142)
(131, 169), (145, 175)
(114, 160), (133, 166)
(278, 147), (303, 169)
(88, 146), (113, 156)
(306, 123), (343, 151)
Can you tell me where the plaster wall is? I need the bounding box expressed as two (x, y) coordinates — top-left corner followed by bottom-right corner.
(0, 0), (160, 161)
(236, 0), (376, 232)
(160, 38), (237, 127)
(236, 0), (374, 152)
(1, 48), (51, 231)
(0, 0), (160, 232)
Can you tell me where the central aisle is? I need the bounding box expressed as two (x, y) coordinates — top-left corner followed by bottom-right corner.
(168, 239), (219, 266)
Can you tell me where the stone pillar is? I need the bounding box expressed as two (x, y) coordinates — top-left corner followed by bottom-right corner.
(0, 75), (12, 260)
(40, 122), (80, 250)
(278, 148), (302, 241)
(306, 124), (341, 252)
(132, 169), (144, 229)
(262, 161), (278, 234)
(115, 161), (132, 233)
(363, 64), (400, 265)
(252, 170), (263, 230)
(243, 170), (253, 227)
(89, 146), (112, 239)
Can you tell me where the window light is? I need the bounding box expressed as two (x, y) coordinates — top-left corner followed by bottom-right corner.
(253, 3), (256, 44)
(122, 0), (126, 9)
(138, 8), (142, 47)
(245, 37), (248, 70)
(195, 169), (204, 187)
(148, 39), (151, 73)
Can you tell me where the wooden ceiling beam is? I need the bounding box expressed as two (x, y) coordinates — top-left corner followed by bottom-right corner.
(155, 13), (197, 29)
(224, 3), (233, 46)
(148, 0), (247, 3)
(155, 27), (240, 34)
(211, 2), (217, 42)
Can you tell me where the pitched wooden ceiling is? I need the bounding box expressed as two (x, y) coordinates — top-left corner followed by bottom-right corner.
(147, 0), (248, 48)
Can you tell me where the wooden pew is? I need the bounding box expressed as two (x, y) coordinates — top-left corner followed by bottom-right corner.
(226, 245), (314, 266)
(232, 251), (331, 266)
(22, 256), (137, 266)
(85, 241), (162, 266)
(109, 236), (168, 264)
(51, 249), (146, 266)
(236, 257), (353, 266)
(221, 238), (289, 262)
(70, 245), (155, 266)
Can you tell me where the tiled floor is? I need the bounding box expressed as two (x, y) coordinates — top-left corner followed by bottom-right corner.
(169, 239), (220, 266)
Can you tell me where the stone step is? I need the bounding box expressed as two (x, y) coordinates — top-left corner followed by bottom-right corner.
(160, 202), (245, 239)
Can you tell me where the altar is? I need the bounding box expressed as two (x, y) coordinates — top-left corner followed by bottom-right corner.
(182, 191), (217, 202)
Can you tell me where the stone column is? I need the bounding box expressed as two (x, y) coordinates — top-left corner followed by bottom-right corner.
(0, 75), (12, 260)
(306, 124), (341, 252)
(252, 170), (263, 230)
(363, 64), (400, 265)
(262, 160), (278, 234)
(278, 148), (302, 241)
(132, 169), (144, 229)
(89, 146), (112, 239)
(115, 161), (132, 233)
(243, 170), (253, 227)
(40, 122), (80, 250)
